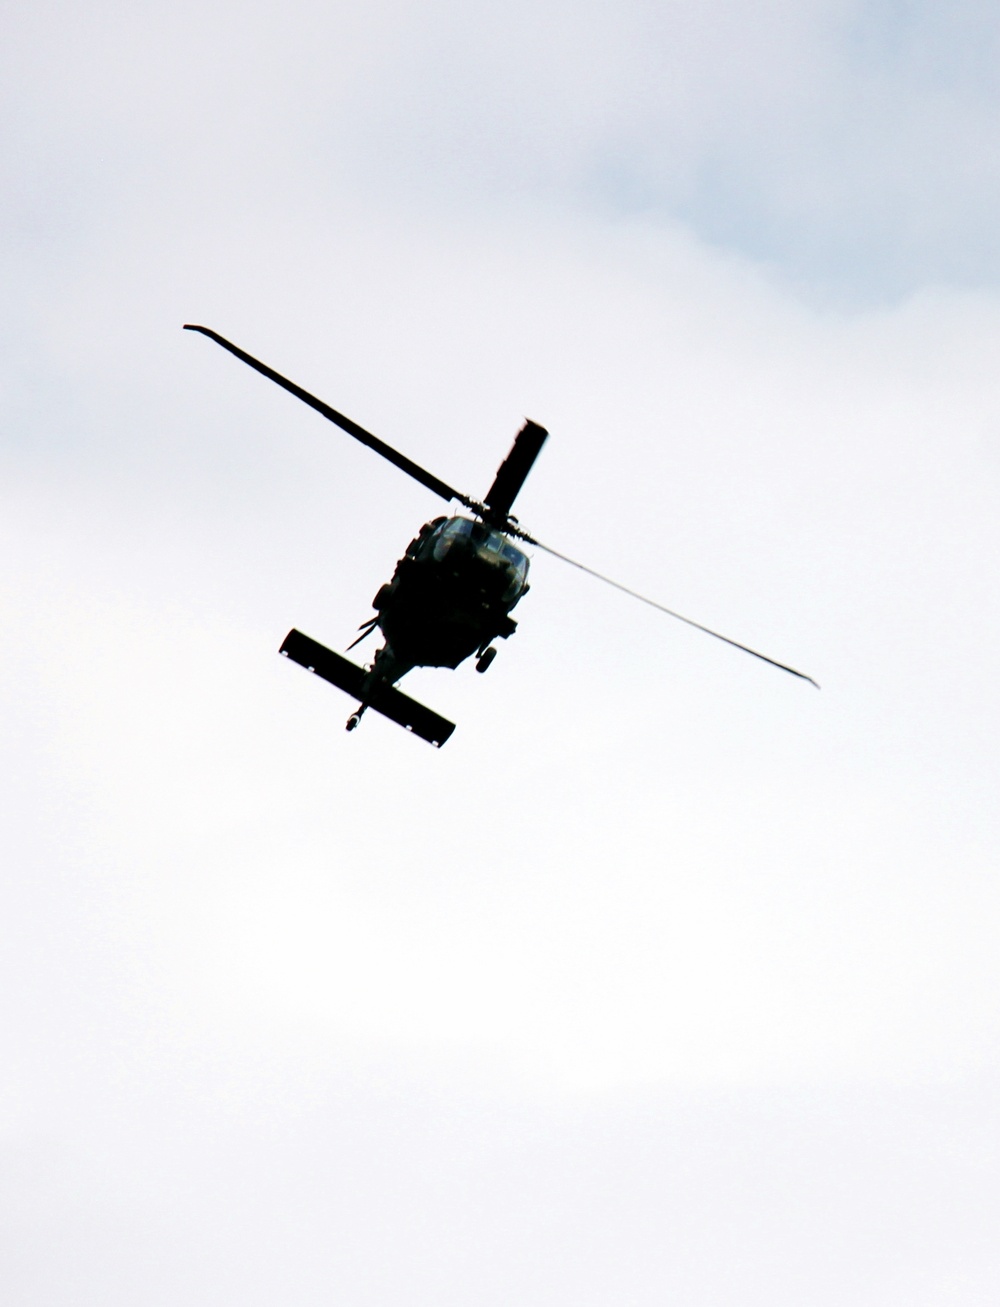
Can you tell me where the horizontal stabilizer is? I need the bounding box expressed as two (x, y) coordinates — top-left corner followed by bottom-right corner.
(279, 629), (456, 747)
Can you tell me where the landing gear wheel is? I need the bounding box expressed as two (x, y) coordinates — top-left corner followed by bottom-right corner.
(476, 647), (497, 674)
(346, 713), (361, 731)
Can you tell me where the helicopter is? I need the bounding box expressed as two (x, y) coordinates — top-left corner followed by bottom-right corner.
(185, 324), (817, 746)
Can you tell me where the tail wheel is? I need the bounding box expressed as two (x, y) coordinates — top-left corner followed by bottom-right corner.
(476, 647), (497, 674)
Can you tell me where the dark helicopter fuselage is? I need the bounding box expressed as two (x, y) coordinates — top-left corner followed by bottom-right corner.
(371, 515), (531, 679)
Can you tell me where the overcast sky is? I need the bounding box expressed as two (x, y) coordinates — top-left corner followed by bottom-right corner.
(3, 1), (1000, 1303)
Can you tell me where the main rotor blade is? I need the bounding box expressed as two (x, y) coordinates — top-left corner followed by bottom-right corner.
(484, 420), (548, 521)
(520, 533), (819, 687)
(184, 325), (474, 507)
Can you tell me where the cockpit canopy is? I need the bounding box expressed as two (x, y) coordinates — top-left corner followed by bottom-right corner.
(429, 516), (529, 602)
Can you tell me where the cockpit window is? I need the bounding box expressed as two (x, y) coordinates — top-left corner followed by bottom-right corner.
(431, 516), (530, 600)
(432, 517), (474, 560)
(482, 534), (529, 600)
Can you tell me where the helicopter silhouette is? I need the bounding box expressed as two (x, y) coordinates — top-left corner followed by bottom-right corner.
(185, 325), (817, 746)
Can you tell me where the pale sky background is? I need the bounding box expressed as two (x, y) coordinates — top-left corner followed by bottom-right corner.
(3, 1), (1000, 1303)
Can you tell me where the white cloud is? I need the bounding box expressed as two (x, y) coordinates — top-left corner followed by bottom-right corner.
(3, 1), (1000, 1300)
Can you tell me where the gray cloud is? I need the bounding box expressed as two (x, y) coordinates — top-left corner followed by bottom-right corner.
(6, 0), (1000, 296)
